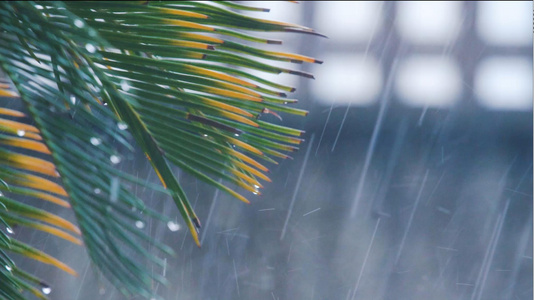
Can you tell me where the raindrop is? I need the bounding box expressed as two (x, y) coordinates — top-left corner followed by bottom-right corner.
(120, 80), (130, 92)
(94, 188), (101, 194)
(41, 286), (51, 295)
(88, 29), (98, 37)
(6, 227), (13, 234)
(74, 19), (84, 28)
(85, 43), (96, 53)
(0, 191), (3, 197)
(90, 137), (101, 146)
(203, 134), (208, 137)
(234, 133), (240, 137)
(253, 191), (259, 195)
(167, 221), (180, 232)
(70, 95), (76, 104)
(93, 75), (102, 86)
(162, 258), (167, 277)
(254, 185), (260, 189)
(135, 220), (145, 229)
(117, 122), (128, 130)
(109, 177), (119, 203)
(16, 130), (25, 137)
(5, 265), (12, 272)
(284, 101), (288, 104)
(110, 155), (121, 164)
(34, 5), (43, 9)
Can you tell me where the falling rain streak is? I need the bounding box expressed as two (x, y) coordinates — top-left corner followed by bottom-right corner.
(394, 169), (429, 267)
(471, 199), (510, 300)
(350, 59), (398, 217)
(280, 134), (315, 241)
(350, 218), (381, 300)
(4, 2), (530, 300)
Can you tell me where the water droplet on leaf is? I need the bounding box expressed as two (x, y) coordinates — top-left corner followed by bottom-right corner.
(90, 137), (101, 146)
(110, 155), (121, 164)
(120, 80), (130, 91)
(6, 227), (13, 234)
(70, 95), (76, 104)
(16, 130), (25, 137)
(5, 265), (12, 271)
(85, 43), (96, 53)
(74, 19), (84, 28)
(135, 220), (145, 229)
(167, 221), (180, 232)
(94, 188), (101, 194)
(42, 286), (51, 295)
(117, 122), (128, 130)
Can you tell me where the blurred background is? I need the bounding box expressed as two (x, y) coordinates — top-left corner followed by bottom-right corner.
(11, 1), (533, 300)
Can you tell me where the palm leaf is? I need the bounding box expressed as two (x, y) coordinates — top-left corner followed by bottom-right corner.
(0, 1), (321, 299)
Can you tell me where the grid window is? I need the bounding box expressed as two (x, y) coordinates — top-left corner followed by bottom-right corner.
(315, 1), (384, 43)
(396, 55), (462, 107)
(475, 56), (532, 111)
(477, 1), (533, 46)
(312, 54), (382, 105)
(396, 1), (463, 45)
(242, 2), (532, 111)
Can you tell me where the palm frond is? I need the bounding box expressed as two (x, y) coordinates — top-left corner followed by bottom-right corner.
(0, 1), (321, 299)
(0, 87), (78, 299)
